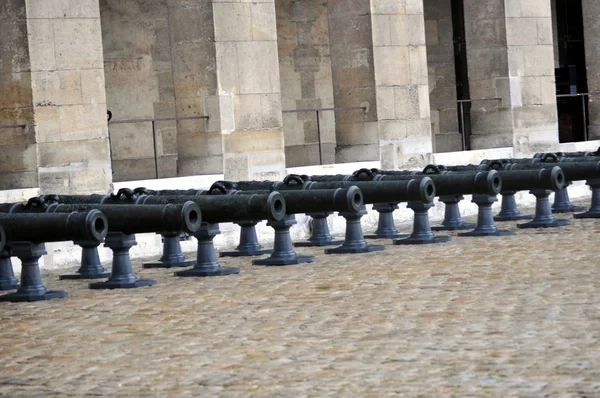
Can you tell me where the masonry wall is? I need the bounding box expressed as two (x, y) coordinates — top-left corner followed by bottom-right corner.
(0, 0), (37, 189)
(276, 0), (336, 167)
(424, 0), (461, 153)
(99, 0), (221, 182)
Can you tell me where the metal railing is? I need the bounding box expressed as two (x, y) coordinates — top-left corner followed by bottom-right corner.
(457, 97), (503, 151)
(0, 123), (26, 130)
(555, 92), (595, 142)
(108, 113), (209, 179)
(282, 106), (367, 165)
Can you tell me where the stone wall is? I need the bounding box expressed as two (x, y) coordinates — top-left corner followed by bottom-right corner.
(582, 0), (600, 140)
(0, 0), (37, 189)
(276, 0), (336, 167)
(424, 0), (461, 153)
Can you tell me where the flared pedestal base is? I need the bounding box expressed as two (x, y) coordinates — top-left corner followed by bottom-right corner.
(89, 279), (156, 289)
(0, 289), (67, 302)
(142, 259), (196, 269)
(394, 235), (452, 245)
(431, 223), (475, 231)
(325, 244), (385, 254)
(458, 229), (515, 237)
(294, 239), (343, 247)
(175, 266), (240, 277)
(253, 256), (315, 266)
(220, 248), (272, 257)
(60, 271), (111, 280)
(552, 205), (587, 214)
(517, 218), (571, 229)
(494, 214), (533, 222)
(574, 210), (600, 219)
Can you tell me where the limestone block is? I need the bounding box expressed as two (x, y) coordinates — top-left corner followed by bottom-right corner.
(405, 118), (432, 138)
(33, 106), (61, 143)
(371, 15), (391, 47)
(171, 42), (217, 99)
(464, 18), (507, 48)
(178, 155), (224, 176)
(464, 0), (505, 20)
(234, 94), (263, 130)
(223, 154), (251, 181)
(505, 17), (538, 46)
(523, 45), (554, 76)
(222, 128), (284, 153)
(282, 114), (305, 146)
(466, 48), (509, 81)
(80, 69), (107, 105)
(335, 122), (379, 146)
(512, 104), (558, 129)
(237, 41), (281, 94)
(536, 17), (553, 45)
(0, 72), (33, 109)
(0, 171), (38, 190)
(25, 0), (69, 19)
(153, 102), (176, 120)
(157, 155), (177, 179)
(379, 120), (408, 140)
(520, 0), (552, 18)
(329, 65), (374, 90)
(0, 143), (37, 173)
(53, 19), (104, 70)
(68, 0), (100, 18)
(390, 14), (426, 47)
(251, 3), (277, 41)
(213, 3), (252, 42)
(109, 123), (155, 160)
(111, 159), (156, 183)
(261, 93), (283, 128)
(215, 42), (239, 93)
(504, 0), (521, 18)
(31, 70), (82, 107)
(59, 104), (108, 141)
(335, 143), (379, 163)
(438, 108), (459, 133)
(520, 76), (542, 105)
(409, 46), (428, 85)
(285, 143), (328, 167)
(155, 121), (177, 155)
(177, 131), (223, 158)
(425, 20), (439, 46)
(0, 0), (26, 20)
(327, 15), (373, 52)
(507, 46), (525, 77)
(104, 71), (158, 120)
(405, 0), (424, 15)
(435, 132), (463, 153)
(37, 139), (110, 168)
(371, 0), (407, 15)
(393, 85), (419, 120)
(373, 46), (410, 86)
(169, 3), (214, 45)
(327, 0), (370, 19)
(27, 19), (56, 72)
(376, 86), (395, 120)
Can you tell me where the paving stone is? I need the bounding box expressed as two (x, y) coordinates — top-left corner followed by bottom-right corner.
(0, 200), (599, 396)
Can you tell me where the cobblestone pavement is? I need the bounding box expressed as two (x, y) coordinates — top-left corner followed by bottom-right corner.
(1, 201), (600, 397)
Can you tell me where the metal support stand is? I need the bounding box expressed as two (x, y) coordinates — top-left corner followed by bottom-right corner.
(0, 242), (67, 302)
(518, 190), (571, 229)
(394, 202), (451, 245)
(295, 212), (343, 247)
(364, 203), (408, 239)
(59, 240), (111, 279)
(459, 194), (515, 237)
(143, 232), (195, 268)
(552, 184), (586, 213)
(494, 191), (533, 221)
(220, 221), (272, 257)
(0, 248), (19, 291)
(89, 233), (156, 289)
(253, 215), (315, 265)
(574, 179), (600, 219)
(177, 223), (240, 276)
(326, 206), (385, 253)
(431, 195), (476, 231)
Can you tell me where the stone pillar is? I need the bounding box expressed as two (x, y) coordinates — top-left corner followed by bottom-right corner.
(582, 1), (600, 140)
(0, 0), (37, 189)
(212, 0), (286, 181)
(0, 0), (113, 194)
(328, 0), (433, 169)
(276, 0), (336, 167)
(505, 0), (559, 156)
(464, 0), (559, 154)
(169, 2), (223, 176)
(424, 0), (461, 153)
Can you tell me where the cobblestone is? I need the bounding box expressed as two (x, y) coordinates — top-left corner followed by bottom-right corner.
(1, 201), (600, 397)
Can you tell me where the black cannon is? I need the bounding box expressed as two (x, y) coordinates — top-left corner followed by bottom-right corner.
(0, 210), (108, 302)
(7, 200), (201, 288)
(132, 192), (286, 273)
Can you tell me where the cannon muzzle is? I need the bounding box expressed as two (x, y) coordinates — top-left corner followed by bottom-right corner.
(498, 166), (565, 192)
(0, 210), (108, 244)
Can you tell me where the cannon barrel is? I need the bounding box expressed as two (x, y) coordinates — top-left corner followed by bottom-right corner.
(213, 178), (436, 205)
(277, 188), (363, 214)
(502, 161), (600, 182)
(498, 166), (565, 192)
(534, 149), (600, 158)
(0, 226), (5, 252)
(0, 210), (108, 244)
(371, 171), (501, 196)
(138, 192), (286, 224)
(44, 203), (201, 235)
(277, 179), (435, 204)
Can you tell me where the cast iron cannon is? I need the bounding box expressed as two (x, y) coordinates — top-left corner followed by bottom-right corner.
(0, 210), (108, 302)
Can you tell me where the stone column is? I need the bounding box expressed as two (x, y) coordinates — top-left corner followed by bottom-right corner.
(26, 0), (112, 194)
(505, 0), (559, 156)
(211, 0), (286, 181)
(328, 0), (433, 169)
(463, 0), (559, 154)
(582, 1), (600, 140)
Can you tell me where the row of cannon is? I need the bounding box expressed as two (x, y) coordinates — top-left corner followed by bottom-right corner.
(0, 148), (598, 303)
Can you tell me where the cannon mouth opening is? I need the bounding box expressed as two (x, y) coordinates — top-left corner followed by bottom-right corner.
(352, 192), (362, 207)
(555, 172), (565, 186)
(93, 217), (106, 235)
(426, 183), (435, 198)
(492, 175), (501, 191)
(188, 209), (200, 225)
(273, 198), (284, 214)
